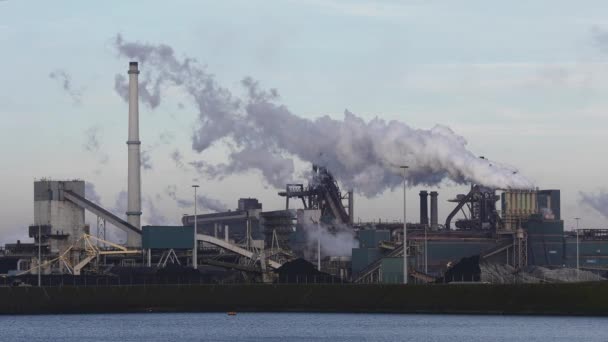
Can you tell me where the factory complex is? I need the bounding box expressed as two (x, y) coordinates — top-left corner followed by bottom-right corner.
(1, 62), (607, 286)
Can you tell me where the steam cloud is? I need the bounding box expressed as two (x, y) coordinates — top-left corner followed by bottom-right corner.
(580, 191), (608, 219)
(85, 182), (102, 205)
(300, 212), (359, 257)
(165, 185), (228, 212)
(144, 198), (172, 226)
(113, 34), (533, 196)
(49, 69), (83, 105)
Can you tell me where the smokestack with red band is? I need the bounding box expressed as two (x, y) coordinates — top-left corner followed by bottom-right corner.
(126, 61), (142, 246)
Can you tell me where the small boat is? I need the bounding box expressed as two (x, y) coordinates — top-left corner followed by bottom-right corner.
(227, 311), (237, 316)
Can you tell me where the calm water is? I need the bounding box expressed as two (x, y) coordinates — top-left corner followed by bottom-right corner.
(0, 313), (607, 341)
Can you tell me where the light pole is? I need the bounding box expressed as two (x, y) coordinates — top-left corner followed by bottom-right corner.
(317, 221), (321, 271)
(192, 185), (199, 270)
(38, 216), (41, 287)
(400, 165), (409, 284)
(34, 201), (42, 287)
(424, 223), (428, 274)
(575, 217), (580, 277)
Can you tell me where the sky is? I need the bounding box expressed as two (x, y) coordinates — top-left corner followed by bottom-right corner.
(1, 0), (608, 243)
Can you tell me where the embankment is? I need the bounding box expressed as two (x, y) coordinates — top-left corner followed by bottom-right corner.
(1, 283), (606, 315)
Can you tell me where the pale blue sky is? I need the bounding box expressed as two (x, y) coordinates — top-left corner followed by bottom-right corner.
(1, 0), (608, 243)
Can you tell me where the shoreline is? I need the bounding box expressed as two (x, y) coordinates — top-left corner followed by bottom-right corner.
(1, 283), (606, 316)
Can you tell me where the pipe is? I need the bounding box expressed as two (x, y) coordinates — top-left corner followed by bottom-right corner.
(419, 191), (429, 226)
(126, 61), (142, 247)
(430, 191), (438, 228)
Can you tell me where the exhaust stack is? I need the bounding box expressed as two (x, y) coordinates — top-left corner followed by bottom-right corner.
(419, 190), (429, 226)
(430, 191), (438, 229)
(126, 61), (142, 246)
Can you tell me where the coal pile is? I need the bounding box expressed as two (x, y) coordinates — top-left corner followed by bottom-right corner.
(275, 258), (342, 284)
(436, 255), (481, 283)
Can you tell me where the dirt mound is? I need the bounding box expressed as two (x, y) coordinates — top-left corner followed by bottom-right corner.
(275, 258), (342, 283)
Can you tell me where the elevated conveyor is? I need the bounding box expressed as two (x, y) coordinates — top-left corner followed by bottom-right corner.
(62, 191), (281, 269)
(196, 234), (281, 269)
(62, 190), (141, 246)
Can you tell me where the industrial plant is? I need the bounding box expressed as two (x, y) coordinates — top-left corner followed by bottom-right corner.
(1, 62), (607, 286)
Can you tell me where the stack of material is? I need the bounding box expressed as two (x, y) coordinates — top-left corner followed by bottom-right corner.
(480, 262), (606, 283)
(274, 258), (342, 283)
(438, 256), (606, 284)
(436, 255), (481, 283)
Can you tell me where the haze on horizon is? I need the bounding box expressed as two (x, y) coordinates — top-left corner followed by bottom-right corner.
(1, 0), (608, 243)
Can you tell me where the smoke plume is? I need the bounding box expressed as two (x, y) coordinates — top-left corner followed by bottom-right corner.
(114, 74), (162, 109)
(83, 125), (109, 173)
(144, 197), (172, 225)
(113, 34), (533, 196)
(580, 191), (608, 219)
(165, 185), (228, 212)
(110, 191), (128, 220)
(49, 69), (83, 105)
(141, 149), (153, 170)
(84, 126), (101, 153)
(85, 182), (102, 205)
(300, 211), (359, 257)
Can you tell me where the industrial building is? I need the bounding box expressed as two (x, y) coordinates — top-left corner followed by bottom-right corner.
(1, 61), (607, 286)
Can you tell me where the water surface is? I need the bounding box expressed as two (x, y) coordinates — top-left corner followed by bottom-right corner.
(0, 312), (606, 341)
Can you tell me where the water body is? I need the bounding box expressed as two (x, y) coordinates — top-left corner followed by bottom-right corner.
(1, 313), (607, 341)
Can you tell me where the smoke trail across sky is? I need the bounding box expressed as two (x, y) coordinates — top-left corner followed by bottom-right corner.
(580, 191), (608, 219)
(49, 69), (83, 105)
(165, 185), (228, 213)
(113, 34), (533, 196)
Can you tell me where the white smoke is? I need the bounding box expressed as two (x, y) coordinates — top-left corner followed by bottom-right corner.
(114, 74), (162, 109)
(300, 210), (359, 257)
(165, 184), (228, 212)
(580, 191), (608, 219)
(110, 190), (128, 220)
(143, 197), (172, 226)
(113, 34), (534, 196)
(84, 182), (102, 205)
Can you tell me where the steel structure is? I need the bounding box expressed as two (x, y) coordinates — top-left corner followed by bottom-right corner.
(278, 165), (353, 225)
(445, 185), (500, 231)
(14, 234), (140, 277)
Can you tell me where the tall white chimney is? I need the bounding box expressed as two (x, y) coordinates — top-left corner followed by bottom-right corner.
(126, 61), (142, 246)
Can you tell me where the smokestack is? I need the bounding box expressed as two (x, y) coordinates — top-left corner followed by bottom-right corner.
(126, 61), (142, 246)
(419, 191), (429, 226)
(430, 191), (438, 229)
(348, 190), (354, 225)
